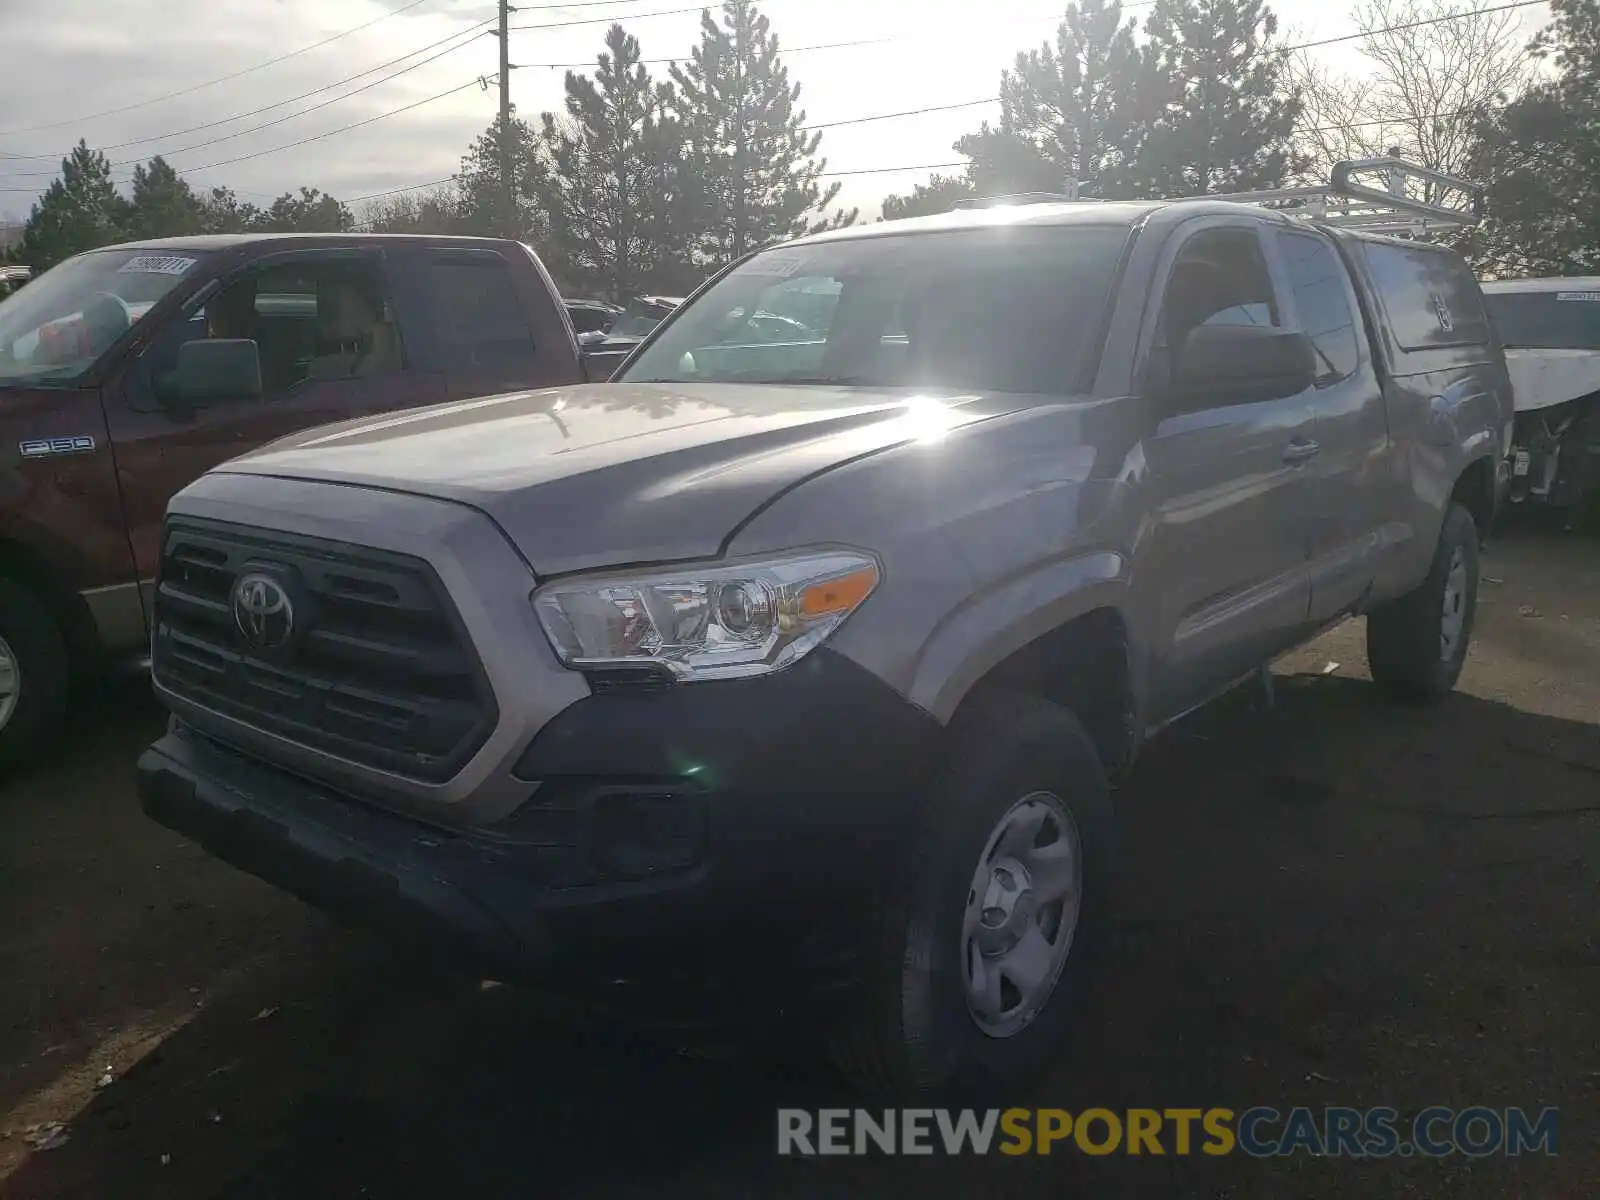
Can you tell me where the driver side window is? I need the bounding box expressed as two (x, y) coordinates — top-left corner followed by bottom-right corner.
(1153, 227), (1279, 411)
(1158, 229), (1279, 350)
(142, 257), (403, 407)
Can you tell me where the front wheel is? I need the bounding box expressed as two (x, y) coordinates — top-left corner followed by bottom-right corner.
(0, 579), (72, 770)
(1366, 502), (1480, 703)
(835, 691), (1113, 1099)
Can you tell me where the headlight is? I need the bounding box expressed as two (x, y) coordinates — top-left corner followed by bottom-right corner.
(532, 550), (880, 681)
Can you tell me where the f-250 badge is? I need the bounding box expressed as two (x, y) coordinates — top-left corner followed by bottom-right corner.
(19, 436), (96, 458)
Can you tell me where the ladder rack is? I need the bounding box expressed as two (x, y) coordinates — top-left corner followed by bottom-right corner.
(1206, 157), (1484, 237)
(952, 157), (1485, 239)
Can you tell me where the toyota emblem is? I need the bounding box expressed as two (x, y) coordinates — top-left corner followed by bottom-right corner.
(232, 572), (295, 651)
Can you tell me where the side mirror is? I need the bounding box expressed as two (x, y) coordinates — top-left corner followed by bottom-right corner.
(161, 338), (263, 406)
(1163, 325), (1316, 408)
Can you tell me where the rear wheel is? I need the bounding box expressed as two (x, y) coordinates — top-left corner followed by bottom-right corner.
(0, 579), (72, 769)
(835, 691), (1113, 1099)
(1366, 502), (1480, 703)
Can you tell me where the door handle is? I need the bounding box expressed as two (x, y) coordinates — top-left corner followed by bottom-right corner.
(1282, 438), (1321, 465)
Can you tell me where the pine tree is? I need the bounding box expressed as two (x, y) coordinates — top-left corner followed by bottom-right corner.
(13, 141), (129, 271)
(670, 0), (850, 266)
(197, 187), (262, 235)
(881, 173), (978, 221)
(1135, 0), (1305, 196)
(534, 25), (688, 299)
(252, 188), (353, 233)
(457, 114), (548, 238)
(1465, 0), (1600, 275)
(954, 0), (1154, 198)
(127, 156), (206, 240)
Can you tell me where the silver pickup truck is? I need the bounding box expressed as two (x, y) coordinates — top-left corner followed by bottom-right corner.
(136, 160), (1512, 1098)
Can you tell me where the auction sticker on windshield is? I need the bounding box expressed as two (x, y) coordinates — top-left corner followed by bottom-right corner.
(742, 252), (808, 278)
(117, 255), (198, 276)
(1555, 291), (1600, 302)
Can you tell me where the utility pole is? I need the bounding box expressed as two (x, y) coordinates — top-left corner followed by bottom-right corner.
(731, 8), (745, 259)
(497, 0), (515, 236)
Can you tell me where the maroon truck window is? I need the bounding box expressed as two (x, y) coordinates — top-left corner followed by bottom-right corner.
(426, 255), (539, 374)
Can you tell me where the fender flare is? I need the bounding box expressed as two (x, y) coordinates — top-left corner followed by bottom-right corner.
(906, 549), (1136, 725)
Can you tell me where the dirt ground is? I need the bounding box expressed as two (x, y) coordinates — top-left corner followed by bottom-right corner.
(1, 529), (1597, 1199)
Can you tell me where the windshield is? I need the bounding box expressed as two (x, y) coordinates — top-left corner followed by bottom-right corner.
(1484, 288), (1600, 350)
(0, 249), (207, 384)
(620, 226), (1129, 392)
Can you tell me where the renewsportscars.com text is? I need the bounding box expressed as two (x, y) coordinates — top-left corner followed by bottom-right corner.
(776, 1106), (1558, 1158)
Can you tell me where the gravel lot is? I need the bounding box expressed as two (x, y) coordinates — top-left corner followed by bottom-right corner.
(2, 529), (1597, 1199)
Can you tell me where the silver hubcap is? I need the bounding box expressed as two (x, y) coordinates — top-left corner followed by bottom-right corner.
(961, 791), (1082, 1039)
(1440, 547), (1468, 662)
(0, 634), (18, 732)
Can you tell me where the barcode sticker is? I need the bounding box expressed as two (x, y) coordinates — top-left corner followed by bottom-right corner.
(117, 255), (198, 276)
(1555, 291), (1600, 302)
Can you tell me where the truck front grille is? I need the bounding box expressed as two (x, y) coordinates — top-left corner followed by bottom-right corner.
(152, 518), (497, 783)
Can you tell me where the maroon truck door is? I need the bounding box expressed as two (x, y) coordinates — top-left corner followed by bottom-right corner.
(101, 246), (447, 580)
(3, 387), (137, 599)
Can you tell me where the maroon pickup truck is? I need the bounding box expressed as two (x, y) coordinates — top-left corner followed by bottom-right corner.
(0, 233), (586, 766)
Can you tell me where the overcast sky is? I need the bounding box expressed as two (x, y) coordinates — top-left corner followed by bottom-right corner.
(0, 0), (1551, 226)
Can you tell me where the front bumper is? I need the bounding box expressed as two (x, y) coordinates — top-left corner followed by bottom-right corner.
(138, 649), (943, 997)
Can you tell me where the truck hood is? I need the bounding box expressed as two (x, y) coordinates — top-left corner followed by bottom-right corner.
(217, 382), (1028, 576)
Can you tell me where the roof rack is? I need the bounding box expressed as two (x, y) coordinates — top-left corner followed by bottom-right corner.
(951, 157), (1484, 238)
(1205, 157), (1484, 237)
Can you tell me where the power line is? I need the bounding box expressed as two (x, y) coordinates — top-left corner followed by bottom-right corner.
(163, 78), (483, 178)
(514, 35), (892, 70)
(1, 27), (497, 179)
(803, 98), (1000, 132)
(1284, 0), (1544, 52)
(349, 176), (459, 204)
(0, 0), (437, 138)
(508, 0), (1153, 35)
(0, 0), (690, 145)
(508, 4), (721, 31)
(821, 162), (969, 178)
(0, 19), (496, 164)
(507, 1), (1159, 70)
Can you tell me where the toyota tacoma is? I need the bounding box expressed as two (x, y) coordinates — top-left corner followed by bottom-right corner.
(136, 160), (1513, 1096)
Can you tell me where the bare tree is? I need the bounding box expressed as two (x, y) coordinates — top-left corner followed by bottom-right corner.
(1288, 0), (1535, 197)
(359, 185), (464, 234)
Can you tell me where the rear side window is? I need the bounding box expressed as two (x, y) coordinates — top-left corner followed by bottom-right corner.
(1360, 241), (1490, 351)
(1277, 231), (1360, 382)
(427, 254), (538, 371)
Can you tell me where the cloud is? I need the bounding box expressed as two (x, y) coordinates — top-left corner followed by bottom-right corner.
(0, 0), (502, 215)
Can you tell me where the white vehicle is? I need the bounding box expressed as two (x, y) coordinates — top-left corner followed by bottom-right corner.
(1480, 277), (1600, 515)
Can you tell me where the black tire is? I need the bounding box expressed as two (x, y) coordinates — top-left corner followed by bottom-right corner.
(1366, 502), (1480, 703)
(835, 691), (1114, 1100)
(0, 579), (72, 770)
